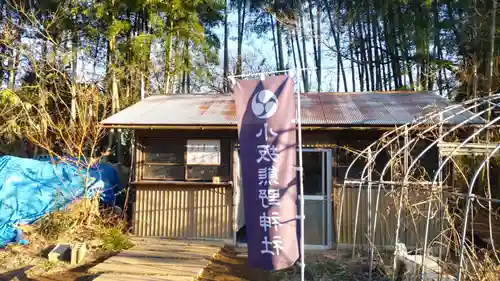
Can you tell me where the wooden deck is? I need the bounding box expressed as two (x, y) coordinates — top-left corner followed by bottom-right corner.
(90, 237), (225, 281)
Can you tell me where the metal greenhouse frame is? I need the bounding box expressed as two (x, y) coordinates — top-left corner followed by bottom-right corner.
(339, 93), (500, 281)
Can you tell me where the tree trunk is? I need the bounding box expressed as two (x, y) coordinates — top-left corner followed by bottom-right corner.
(433, 0), (443, 96)
(384, 44), (391, 90)
(236, 0), (247, 75)
(297, 3), (310, 92)
(38, 39), (48, 136)
(70, 3), (78, 121)
(125, 10), (132, 99)
(379, 1), (388, 90)
(357, 18), (370, 90)
(142, 9), (151, 93)
(164, 22), (173, 94)
(398, 4), (414, 90)
(7, 25), (19, 90)
(183, 40), (190, 93)
(108, 0), (121, 162)
(8, 48), (18, 90)
(337, 51), (340, 92)
(414, 1), (430, 91)
(385, 2), (399, 89)
(270, 14), (279, 71)
(381, 10), (391, 91)
(369, 1), (382, 90)
(307, 0), (319, 90)
(326, 5), (348, 91)
(391, 2), (403, 88)
(316, 0), (322, 91)
(275, 0), (285, 71)
(181, 70), (186, 93)
(486, 0), (497, 96)
(276, 21), (285, 71)
(353, 21), (364, 91)
(381, 44), (387, 91)
(0, 2), (4, 83)
(291, 30), (298, 70)
(293, 29), (307, 91)
(364, 14), (375, 91)
(402, 36), (414, 89)
(348, 24), (356, 91)
(223, 0), (229, 92)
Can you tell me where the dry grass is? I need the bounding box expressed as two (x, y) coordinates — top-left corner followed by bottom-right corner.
(197, 247), (392, 281)
(0, 197), (133, 280)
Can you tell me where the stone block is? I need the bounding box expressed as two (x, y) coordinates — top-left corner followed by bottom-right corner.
(71, 242), (87, 265)
(48, 244), (70, 263)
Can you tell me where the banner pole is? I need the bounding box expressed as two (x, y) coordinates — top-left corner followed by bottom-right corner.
(295, 69), (305, 281)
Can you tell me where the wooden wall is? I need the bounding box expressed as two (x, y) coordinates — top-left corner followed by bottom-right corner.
(131, 183), (233, 239)
(129, 128), (441, 247)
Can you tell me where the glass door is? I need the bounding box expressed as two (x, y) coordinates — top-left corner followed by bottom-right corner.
(300, 149), (332, 249)
(233, 147), (332, 249)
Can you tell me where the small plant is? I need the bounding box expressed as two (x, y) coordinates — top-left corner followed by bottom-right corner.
(36, 211), (75, 241)
(39, 259), (58, 271)
(100, 225), (133, 252)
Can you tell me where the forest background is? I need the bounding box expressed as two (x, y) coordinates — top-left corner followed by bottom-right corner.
(0, 0), (498, 158)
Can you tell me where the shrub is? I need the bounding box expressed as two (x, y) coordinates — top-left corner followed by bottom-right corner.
(100, 225), (133, 252)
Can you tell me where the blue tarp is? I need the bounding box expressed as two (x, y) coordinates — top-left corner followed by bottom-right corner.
(0, 155), (121, 247)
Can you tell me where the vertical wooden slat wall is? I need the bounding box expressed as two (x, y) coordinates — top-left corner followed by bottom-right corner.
(132, 184), (233, 239)
(130, 129), (443, 247)
(333, 187), (444, 248)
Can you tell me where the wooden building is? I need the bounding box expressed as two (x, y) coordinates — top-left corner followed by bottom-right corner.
(101, 91), (475, 250)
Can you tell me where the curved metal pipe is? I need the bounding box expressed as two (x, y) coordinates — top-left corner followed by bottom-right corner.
(385, 105), (495, 276)
(341, 98), (483, 253)
(457, 144), (500, 281)
(345, 95), (500, 280)
(407, 114), (500, 279)
(337, 94), (500, 281)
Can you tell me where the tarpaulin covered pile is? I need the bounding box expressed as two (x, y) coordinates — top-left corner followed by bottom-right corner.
(0, 155), (121, 247)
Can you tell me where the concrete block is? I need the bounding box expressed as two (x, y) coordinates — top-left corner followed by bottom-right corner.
(71, 242), (87, 265)
(394, 243), (456, 281)
(48, 244), (70, 263)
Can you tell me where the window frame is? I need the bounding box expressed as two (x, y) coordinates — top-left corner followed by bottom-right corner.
(140, 137), (231, 183)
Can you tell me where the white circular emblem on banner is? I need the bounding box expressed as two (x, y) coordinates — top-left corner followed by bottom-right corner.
(251, 90), (278, 119)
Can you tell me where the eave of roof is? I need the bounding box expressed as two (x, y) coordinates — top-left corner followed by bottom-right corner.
(100, 123), (402, 130)
(101, 91), (485, 128)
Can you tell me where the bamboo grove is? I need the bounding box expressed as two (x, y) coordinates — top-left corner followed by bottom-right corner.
(231, 0), (499, 100)
(0, 0), (498, 153)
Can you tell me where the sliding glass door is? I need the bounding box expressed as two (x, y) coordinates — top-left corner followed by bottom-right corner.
(301, 149), (332, 249)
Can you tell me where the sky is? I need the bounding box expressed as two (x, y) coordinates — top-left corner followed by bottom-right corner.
(59, 8), (446, 95)
(215, 11), (357, 93)
(71, 9), (363, 94)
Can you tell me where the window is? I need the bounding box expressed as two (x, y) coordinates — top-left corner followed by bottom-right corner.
(141, 138), (230, 182)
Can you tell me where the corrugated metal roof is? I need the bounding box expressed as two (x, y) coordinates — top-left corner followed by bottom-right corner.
(101, 91), (483, 127)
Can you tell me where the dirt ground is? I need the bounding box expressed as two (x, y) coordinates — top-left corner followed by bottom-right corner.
(0, 248), (115, 281)
(197, 246), (271, 281)
(1, 245), (389, 281)
(197, 246), (390, 281)
(1, 266), (101, 281)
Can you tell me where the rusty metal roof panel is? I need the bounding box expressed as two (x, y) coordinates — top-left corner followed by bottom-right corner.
(101, 95), (170, 126)
(299, 94), (327, 125)
(441, 106), (480, 124)
(373, 94), (412, 123)
(101, 91), (483, 127)
(138, 95), (220, 124)
(366, 93), (421, 124)
(319, 94), (363, 124)
(352, 93), (399, 125)
(200, 98), (238, 124)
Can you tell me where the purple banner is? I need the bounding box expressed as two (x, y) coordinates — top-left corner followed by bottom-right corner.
(232, 75), (299, 271)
